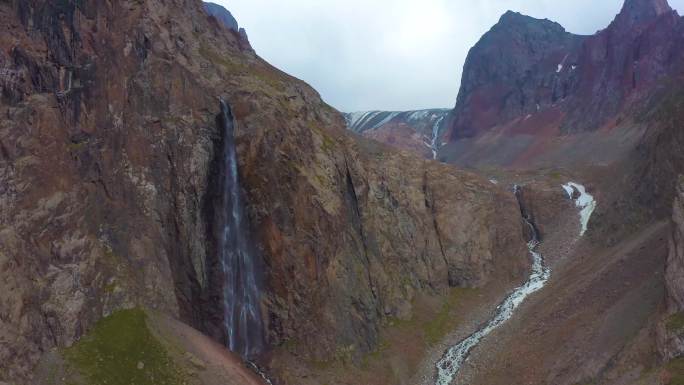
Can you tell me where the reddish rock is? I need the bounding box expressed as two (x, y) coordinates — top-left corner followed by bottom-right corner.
(443, 0), (684, 168)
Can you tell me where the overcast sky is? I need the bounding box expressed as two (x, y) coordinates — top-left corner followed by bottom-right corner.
(212, 0), (684, 112)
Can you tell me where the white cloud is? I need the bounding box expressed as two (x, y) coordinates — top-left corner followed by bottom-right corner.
(213, 0), (684, 112)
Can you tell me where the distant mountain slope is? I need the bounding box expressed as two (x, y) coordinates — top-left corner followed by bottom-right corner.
(343, 109), (450, 159)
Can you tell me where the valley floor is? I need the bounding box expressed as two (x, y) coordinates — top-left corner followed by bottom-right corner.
(419, 214), (669, 384)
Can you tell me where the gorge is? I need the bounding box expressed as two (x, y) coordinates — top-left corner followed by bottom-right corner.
(2, 0), (684, 385)
(435, 185), (551, 385)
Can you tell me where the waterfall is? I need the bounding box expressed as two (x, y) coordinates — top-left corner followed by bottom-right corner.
(216, 98), (264, 359)
(430, 116), (445, 160)
(434, 185), (550, 385)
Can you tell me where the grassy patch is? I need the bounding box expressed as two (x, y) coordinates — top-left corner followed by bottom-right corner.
(667, 312), (684, 336)
(667, 357), (684, 385)
(64, 308), (186, 385)
(67, 140), (88, 152)
(198, 42), (245, 74)
(548, 171), (563, 180)
(423, 288), (469, 345)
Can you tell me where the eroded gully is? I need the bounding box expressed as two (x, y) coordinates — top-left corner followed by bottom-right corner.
(434, 185), (551, 385)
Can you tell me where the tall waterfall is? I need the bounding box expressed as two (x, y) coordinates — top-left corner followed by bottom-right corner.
(216, 99), (264, 358)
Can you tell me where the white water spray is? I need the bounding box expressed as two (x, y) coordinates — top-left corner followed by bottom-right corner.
(217, 99), (264, 359)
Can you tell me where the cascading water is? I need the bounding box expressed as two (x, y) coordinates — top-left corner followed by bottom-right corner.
(430, 116), (445, 160)
(216, 98), (264, 359)
(434, 184), (551, 385)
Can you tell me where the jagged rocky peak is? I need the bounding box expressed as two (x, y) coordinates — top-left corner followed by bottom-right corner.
(203, 2), (251, 46)
(444, 0), (684, 160)
(449, 9), (583, 139)
(614, 0), (673, 28)
(496, 10), (566, 32)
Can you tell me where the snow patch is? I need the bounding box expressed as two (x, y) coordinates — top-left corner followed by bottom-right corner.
(556, 53), (569, 73)
(345, 111), (376, 131)
(370, 111), (400, 130)
(561, 182), (597, 237)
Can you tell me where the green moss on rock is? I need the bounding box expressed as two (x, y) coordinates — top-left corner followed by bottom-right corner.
(64, 308), (186, 385)
(667, 312), (684, 336)
(667, 357), (684, 385)
(424, 288), (470, 346)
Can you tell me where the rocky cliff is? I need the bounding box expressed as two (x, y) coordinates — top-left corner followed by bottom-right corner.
(441, 0), (684, 169)
(661, 176), (684, 359)
(450, 0), (682, 139)
(344, 109), (450, 159)
(0, 0), (529, 383)
(203, 1), (250, 44)
(448, 11), (584, 140)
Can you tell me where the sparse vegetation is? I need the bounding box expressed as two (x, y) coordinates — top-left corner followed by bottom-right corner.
(667, 312), (684, 336)
(424, 288), (470, 345)
(667, 357), (684, 385)
(64, 308), (186, 385)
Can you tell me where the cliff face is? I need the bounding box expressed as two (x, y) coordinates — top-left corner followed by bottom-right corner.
(449, 11), (584, 140)
(442, 0), (684, 168)
(0, 0), (529, 383)
(450, 0), (682, 140)
(203, 1), (250, 44)
(662, 177), (684, 358)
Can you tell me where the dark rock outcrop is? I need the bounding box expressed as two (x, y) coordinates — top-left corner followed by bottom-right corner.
(203, 1), (251, 48)
(203, 2), (239, 32)
(449, 12), (584, 140)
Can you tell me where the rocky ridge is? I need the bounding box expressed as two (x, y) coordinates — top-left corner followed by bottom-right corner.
(448, 0), (682, 140)
(436, 0), (684, 169)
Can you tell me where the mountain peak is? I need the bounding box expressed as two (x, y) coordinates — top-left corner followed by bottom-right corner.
(496, 10), (566, 33)
(498, 11), (541, 25)
(614, 0), (673, 28)
(203, 2), (239, 32)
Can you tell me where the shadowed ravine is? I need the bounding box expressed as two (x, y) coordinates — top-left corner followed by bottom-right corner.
(434, 185), (551, 385)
